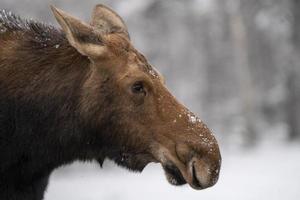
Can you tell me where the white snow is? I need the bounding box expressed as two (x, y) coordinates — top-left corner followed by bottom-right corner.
(45, 143), (300, 200)
(148, 69), (158, 78)
(189, 114), (197, 123)
(0, 26), (7, 33)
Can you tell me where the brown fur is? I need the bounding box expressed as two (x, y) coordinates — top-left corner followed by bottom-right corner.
(0, 5), (221, 200)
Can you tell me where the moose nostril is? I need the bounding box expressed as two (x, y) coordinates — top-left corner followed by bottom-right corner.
(189, 158), (215, 189)
(191, 161), (203, 189)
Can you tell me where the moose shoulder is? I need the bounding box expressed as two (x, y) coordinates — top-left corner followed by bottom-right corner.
(0, 4), (221, 200)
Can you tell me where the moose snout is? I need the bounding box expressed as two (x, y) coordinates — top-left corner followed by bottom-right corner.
(175, 141), (221, 190)
(187, 155), (220, 189)
(151, 93), (221, 189)
(170, 119), (221, 189)
(154, 137), (221, 190)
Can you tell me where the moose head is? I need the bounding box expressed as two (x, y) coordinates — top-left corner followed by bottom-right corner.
(51, 5), (221, 190)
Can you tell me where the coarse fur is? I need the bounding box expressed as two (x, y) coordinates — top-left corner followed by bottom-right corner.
(0, 10), (132, 200)
(0, 10), (95, 200)
(0, 6), (221, 200)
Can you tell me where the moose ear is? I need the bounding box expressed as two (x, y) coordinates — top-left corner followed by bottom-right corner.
(50, 5), (107, 58)
(90, 4), (130, 39)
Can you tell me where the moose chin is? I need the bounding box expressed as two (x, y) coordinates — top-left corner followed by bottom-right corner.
(0, 4), (221, 200)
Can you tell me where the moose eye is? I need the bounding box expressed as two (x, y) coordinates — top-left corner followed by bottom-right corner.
(131, 81), (145, 95)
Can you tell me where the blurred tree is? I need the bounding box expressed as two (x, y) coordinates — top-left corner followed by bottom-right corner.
(287, 0), (300, 140)
(228, 0), (257, 146)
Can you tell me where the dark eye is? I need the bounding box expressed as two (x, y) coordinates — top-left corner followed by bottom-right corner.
(131, 81), (145, 95)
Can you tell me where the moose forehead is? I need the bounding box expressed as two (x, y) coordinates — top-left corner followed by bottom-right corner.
(104, 33), (163, 81)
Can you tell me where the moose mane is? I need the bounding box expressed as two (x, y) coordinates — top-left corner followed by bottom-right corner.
(0, 9), (90, 70)
(0, 10), (63, 45)
(0, 9), (90, 94)
(0, 10), (91, 145)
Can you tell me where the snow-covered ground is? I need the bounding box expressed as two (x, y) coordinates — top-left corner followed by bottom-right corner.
(45, 142), (300, 200)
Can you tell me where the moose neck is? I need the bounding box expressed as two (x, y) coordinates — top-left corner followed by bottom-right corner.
(0, 29), (107, 170)
(0, 12), (121, 198)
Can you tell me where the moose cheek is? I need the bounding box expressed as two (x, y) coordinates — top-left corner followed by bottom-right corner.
(131, 94), (145, 106)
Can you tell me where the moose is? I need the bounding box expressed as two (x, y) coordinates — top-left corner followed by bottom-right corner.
(0, 4), (221, 200)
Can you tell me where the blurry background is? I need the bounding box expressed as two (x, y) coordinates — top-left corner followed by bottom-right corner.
(1, 0), (299, 199)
